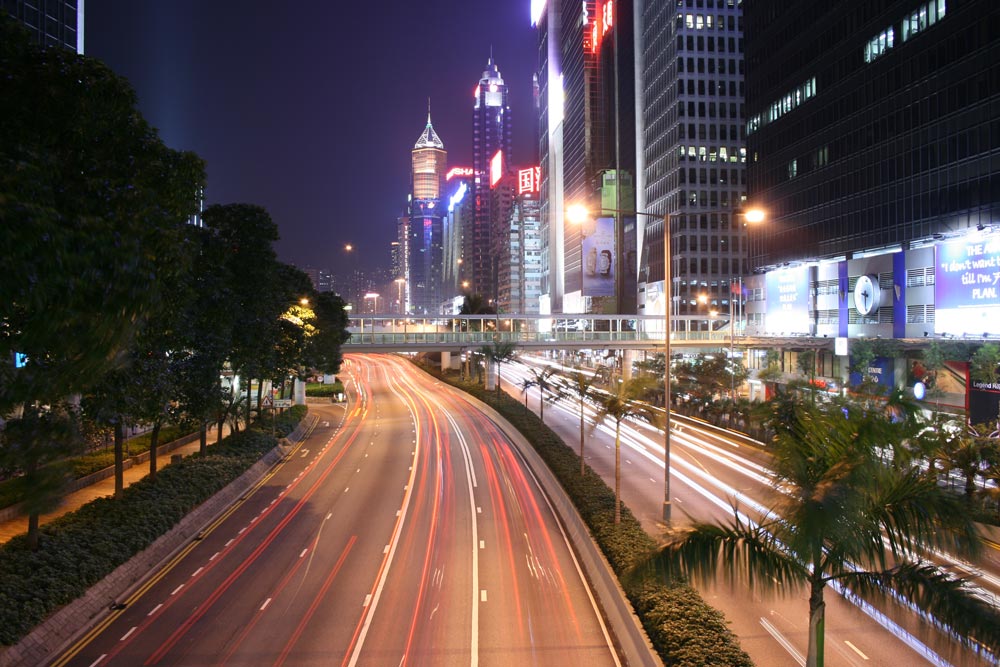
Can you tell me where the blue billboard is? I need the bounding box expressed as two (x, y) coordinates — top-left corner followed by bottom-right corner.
(765, 266), (811, 334)
(935, 236), (1000, 336)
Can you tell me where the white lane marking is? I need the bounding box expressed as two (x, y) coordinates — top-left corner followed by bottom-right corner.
(191, 567), (204, 577)
(88, 655), (107, 667)
(396, 510), (401, 517)
(239, 527), (247, 534)
(480, 540), (485, 549)
(260, 598), (272, 611)
(760, 618), (805, 666)
(384, 544), (390, 554)
(225, 539), (234, 547)
(845, 641), (869, 660)
(270, 498), (277, 505)
(356, 468), (361, 473)
(477, 506), (482, 514)
(363, 594), (372, 607)
(121, 627), (137, 641)
(649, 477), (657, 483)
(148, 603), (162, 616)
(326, 512), (333, 520)
(403, 485), (408, 491)
(299, 548), (308, 558)
(209, 552), (220, 561)
(171, 584), (183, 596)
(626, 459), (632, 465)
(344, 487), (350, 493)
(480, 590), (487, 602)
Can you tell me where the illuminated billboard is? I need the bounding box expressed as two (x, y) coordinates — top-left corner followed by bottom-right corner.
(581, 217), (615, 297)
(935, 235), (1000, 336)
(765, 266), (811, 334)
(490, 150), (504, 187)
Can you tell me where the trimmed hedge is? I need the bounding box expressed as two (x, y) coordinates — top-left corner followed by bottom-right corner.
(425, 367), (753, 667)
(0, 409), (306, 646)
(305, 382), (344, 397)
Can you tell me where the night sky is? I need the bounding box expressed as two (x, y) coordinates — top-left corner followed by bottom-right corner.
(85, 1), (539, 277)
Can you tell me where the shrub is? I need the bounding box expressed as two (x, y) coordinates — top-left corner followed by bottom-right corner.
(0, 413), (305, 646)
(306, 382), (343, 397)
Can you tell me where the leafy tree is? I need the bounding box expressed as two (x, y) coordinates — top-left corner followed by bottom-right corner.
(305, 291), (351, 376)
(458, 293), (495, 332)
(933, 424), (1000, 503)
(82, 368), (135, 499)
(554, 368), (600, 476)
(0, 403), (82, 550)
(796, 349), (818, 403)
(641, 398), (999, 666)
(202, 203), (283, 426)
(0, 16), (204, 412)
(590, 377), (660, 524)
(176, 225), (237, 453)
(971, 343), (1000, 387)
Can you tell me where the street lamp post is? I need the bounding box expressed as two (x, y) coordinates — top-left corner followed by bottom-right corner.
(570, 204), (763, 525)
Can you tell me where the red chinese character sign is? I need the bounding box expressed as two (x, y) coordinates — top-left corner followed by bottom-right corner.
(517, 166), (540, 194)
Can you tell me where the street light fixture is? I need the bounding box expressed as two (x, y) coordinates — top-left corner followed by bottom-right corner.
(566, 204), (764, 525)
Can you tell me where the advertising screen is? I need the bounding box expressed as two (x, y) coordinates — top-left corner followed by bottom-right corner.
(765, 266), (811, 334)
(935, 235), (1000, 336)
(581, 217), (615, 297)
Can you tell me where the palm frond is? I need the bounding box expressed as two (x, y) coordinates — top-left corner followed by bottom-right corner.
(839, 562), (1000, 654)
(637, 515), (807, 594)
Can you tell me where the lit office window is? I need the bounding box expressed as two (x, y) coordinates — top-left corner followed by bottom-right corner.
(864, 27), (895, 63)
(903, 0), (947, 41)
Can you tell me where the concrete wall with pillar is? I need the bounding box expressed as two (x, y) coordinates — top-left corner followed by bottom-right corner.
(623, 349), (636, 381)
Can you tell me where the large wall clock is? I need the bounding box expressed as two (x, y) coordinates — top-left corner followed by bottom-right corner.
(854, 274), (880, 316)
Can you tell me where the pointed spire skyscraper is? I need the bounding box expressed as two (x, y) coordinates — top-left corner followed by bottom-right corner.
(412, 102), (446, 200)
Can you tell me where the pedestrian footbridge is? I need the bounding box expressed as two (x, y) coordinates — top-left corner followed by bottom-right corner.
(343, 314), (832, 353)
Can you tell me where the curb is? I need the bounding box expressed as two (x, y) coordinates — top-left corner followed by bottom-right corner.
(457, 391), (663, 667)
(0, 439), (294, 667)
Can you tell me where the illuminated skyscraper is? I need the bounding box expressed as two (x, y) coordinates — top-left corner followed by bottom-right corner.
(405, 111), (448, 315)
(412, 105), (446, 201)
(472, 57), (513, 301)
(1, 0), (84, 53)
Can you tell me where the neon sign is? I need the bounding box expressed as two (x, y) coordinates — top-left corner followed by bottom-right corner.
(446, 167), (474, 181)
(517, 166), (540, 194)
(590, 1), (613, 54)
(490, 150), (503, 188)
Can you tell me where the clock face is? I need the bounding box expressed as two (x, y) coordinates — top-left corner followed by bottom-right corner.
(854, 275), (880, 315)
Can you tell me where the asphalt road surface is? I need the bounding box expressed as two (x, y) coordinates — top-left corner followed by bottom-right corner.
(54, 354), (619, 667)
(503, 359), (999, 667)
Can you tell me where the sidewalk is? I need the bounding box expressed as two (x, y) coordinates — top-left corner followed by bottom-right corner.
(0, 425), (232, 545)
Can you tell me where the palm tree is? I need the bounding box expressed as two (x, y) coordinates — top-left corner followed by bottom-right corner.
(479, 341), (518, 394)
(591, 376), (659, 524)
(555, 368), (600, 477)
(528, 366), (558, 423)
(519, 375), (535, 411)
(640, 398), (999, 667)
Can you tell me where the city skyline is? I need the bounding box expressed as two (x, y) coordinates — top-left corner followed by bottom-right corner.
(85, 1), (538, 277)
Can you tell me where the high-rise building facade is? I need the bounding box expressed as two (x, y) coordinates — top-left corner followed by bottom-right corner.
(535, 0), (640, 315)
(444, 168), (473, 297)
(472, 58), (513, 301)
(405, 113), (447, 315)
(635, 0), (748, 330)
(745, 0), (998, 270)
(412, 108), (447, 201)
(2, 0), (83, 53)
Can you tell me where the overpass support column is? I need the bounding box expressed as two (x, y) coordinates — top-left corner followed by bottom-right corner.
(441, 351), (451, 373)
(623, 349), (636, 382)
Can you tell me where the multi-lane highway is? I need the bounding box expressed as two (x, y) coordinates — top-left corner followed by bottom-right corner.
(54, 354), (619, 667)
(504, 359), (1000, 667)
